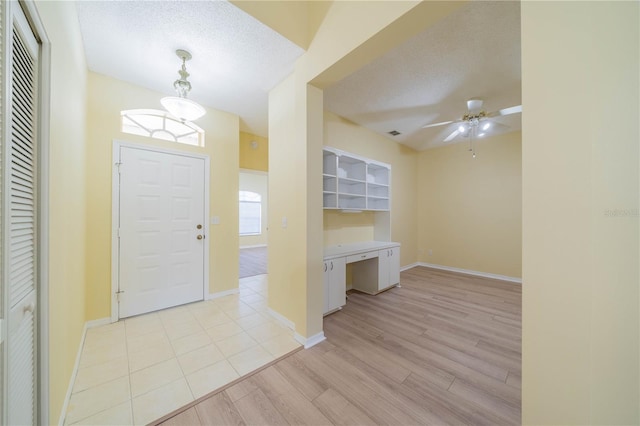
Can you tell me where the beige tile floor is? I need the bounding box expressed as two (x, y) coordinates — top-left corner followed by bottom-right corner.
(64, 275), (301, 425)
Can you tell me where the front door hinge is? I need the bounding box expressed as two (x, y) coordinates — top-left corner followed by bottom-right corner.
(115, 161), (123, 174)
(115, 290), (125, 302)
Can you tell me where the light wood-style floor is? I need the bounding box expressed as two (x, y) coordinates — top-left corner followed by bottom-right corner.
(155, 266), (522, 425)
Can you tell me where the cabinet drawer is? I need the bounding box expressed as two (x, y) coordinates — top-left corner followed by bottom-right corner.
(346, 250), (378, 264)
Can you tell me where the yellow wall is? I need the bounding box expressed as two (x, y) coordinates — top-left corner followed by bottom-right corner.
(239, 131), (268, 172)
(34, 1), (88, 422)
(417, 131), (522, 278)
(323, 210), (375, 246)
(85, 72), (240, 319)
(522, 2), (639, 424)
(267, 1), (437, 340)
(323, 111), (418, 268)
(268, 74), (325, 339)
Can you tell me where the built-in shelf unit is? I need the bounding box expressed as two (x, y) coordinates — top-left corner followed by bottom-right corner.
(322, 147), (391, 212)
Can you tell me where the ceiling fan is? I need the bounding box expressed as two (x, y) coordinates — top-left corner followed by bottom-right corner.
(422, 99), (522, 151)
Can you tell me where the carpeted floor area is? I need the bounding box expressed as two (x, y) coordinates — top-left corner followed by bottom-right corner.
(239, 246), (267, 278)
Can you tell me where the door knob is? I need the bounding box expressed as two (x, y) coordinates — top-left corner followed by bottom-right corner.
(197, 235), (203, 240)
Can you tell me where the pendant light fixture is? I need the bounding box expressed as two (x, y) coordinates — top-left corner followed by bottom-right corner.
(161, 49), (206, 122)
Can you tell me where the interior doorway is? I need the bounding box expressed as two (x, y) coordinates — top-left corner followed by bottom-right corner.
(239, 169), (268, 278)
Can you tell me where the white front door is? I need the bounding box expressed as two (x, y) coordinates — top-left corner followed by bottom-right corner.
(116, 145), (206, 318)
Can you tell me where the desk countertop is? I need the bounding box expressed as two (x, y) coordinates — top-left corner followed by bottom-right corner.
(323, 241), (400, 260)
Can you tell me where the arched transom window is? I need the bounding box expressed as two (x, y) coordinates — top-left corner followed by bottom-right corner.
(121, 109), (205, 147)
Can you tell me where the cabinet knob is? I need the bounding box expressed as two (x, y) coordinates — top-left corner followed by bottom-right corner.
(330, 261), (334, 270)
(324, 263), (327, 272)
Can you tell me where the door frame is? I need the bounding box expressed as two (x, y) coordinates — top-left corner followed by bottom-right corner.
(110, 140), (210, 322)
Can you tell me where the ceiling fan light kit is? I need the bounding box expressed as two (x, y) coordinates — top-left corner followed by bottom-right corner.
(161, 49), (206, 122)
(422, 98), (522, 157)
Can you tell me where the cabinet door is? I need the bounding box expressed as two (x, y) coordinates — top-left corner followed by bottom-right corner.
(328, 258), (346, 312)
(388, 247), (401, 286)
(323, 262), (330, 314)
(378, 249), (391, 290)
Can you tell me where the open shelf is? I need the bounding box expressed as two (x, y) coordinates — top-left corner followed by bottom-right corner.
(323, 151), (337, 176)
(323, 175), (337, 192)
(338, 155), (367, 181)
(367, 182), (389, 198)
(338, 194), (366, 210)
(323, 192), (338, 209)
(323, 147), (391, 212)
(367, 163), (390, 185)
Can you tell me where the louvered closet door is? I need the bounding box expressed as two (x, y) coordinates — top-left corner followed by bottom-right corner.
(6, 4), (39, 425)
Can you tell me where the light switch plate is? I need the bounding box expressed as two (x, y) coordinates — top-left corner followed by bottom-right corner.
(211, 216), (220, 225)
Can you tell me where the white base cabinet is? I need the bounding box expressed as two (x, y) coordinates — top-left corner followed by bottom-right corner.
(378, 246), (400, 291)
(323, 257), (346, 315)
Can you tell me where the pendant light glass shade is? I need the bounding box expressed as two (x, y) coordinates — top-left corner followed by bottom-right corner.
(161, 49), (206, 122)
(161, 96), (205, 122)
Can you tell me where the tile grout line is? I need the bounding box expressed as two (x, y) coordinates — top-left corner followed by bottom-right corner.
(123, 319), (134, 424)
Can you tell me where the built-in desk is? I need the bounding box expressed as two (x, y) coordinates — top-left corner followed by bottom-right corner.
(323, 241), (401, 315)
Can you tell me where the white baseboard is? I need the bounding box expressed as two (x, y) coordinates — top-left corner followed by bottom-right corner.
(86, 317), (111, 329)
(400, 262), (420, 272)
(240, 244), (267, 249)
(417, 262), (522, 284)
(206, 288), (239, 300)
(294, 331), (326, 349)
(268, 308), (325, 349)
(268, 308), (295, 331)
(59, 317), (112, 425)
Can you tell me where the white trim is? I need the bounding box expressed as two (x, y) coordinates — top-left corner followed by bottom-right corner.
(240, 244), (267, 249)
(206, 288), (239, 301)
(57, 317), (109, 426)
(294, 331), (326, 349)
(110, 143), (120, 322)
(26, 1), (52, 424)
(416, 262), (522, 284)
(239, 168), (268, 176)
(111, 140), (211, 321)
(57, 337), (83, 426)
(400, 262), (419, 272)
(267, 308), (295, 331)
(85, 317), (112, 329)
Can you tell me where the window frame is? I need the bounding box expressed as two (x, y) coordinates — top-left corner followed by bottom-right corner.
(239, 191), (262, 236)
(120, 109), (205, 147)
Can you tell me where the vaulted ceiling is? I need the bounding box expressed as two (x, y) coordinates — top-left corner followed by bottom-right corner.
(324, 1), (521, 151)
(75, 1), (521, 151)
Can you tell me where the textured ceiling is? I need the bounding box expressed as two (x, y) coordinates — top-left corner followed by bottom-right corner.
(76, 1), (520, 148)
(324, 1), (521, 151)
(75, 0), (304, 136)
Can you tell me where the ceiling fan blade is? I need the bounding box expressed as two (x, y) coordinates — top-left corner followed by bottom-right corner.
(422, 120), (454, 129)
(487, 105), (522, 117)
(443, 129), (460, 142)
